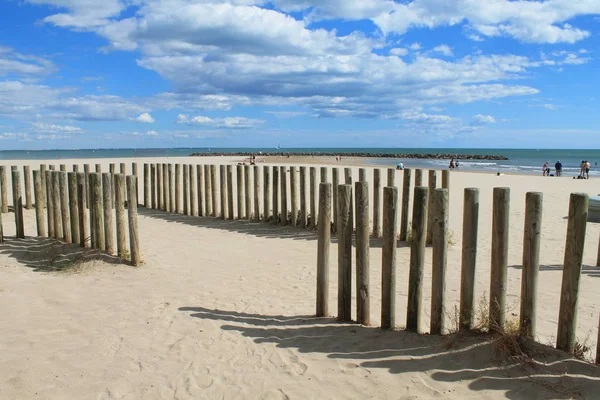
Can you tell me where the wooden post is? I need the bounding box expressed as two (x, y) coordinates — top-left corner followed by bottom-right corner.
(320, 167), (328, 183)
(144, 163), (150, 208)
(68, 172), (80, 244)
(45, 171), (54, 237)
(381, 186), (398, 330)
(316, 182), (332, 317)
(442, 169), (450, 192)
(53, 172), (63, 240)
(182, 164), (189, 215)
(237, 165), (244, 220)
(115, 174), (127, 258)
(400, 169), (412, 241)
(430, 188), (449, 335)
(490, 187), (510, 333)
(254, 166), (260, 222)
(220, 165), (227, 219)
(0, 166), (8, 213)
(33, 171), (46, 236)
(355, 181), (370, 326)
(120, 163), (126, 175)
(196, 165), (204, 216)
(597, 315), (600, 365)
(109, 163), (116, 210)
(415, 169), (423, 186)
(40, 164), (47, 208)
(387, 169), (395, 186)
(227, 165), (235, 220)
(77, 173), (89, 248)
(190, 165), (198, 216)
(245, 165), (252, 220)
(60, 164), (66, 172)
(127, 175), (141, 266)
(337, 184), (353, 322)
(163, 164), (169, 212)
(520, 192), (543, 339)
(407, 186), (428, 332)
(373, 169), (381, 238)
(204, 165), (212, 216)
(309, 167), (317, 228)
(73, 165), (79, 173)
(167, 164), (173, 213)
(84, 164), (90, 210)
(263, 166), (270, 222)
(272, 166), (278, 224)
(426, 170), (437, 245)
(151, 164), (157, 209)
(299, 166), (307, 227)
(132, 162), (138, 205)
(23, 166), (33, 210)
(88, 173), (95, 248)
(210, 165), (218, 217)
(358, 168), (366, 182)
(557, 193), (588, 353)
(280, 166), (288, 225)
(94, 173), (105, 250)
(344, 168), (353, 231)
(289, 166), (297, 226)
(332, 168), (339, 230)
(102, 173), (114, 254)
(460, 188), (479, 330)
(175, 164), (182, 214)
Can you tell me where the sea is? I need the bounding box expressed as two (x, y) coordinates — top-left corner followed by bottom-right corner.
(0, 148), (598, 177)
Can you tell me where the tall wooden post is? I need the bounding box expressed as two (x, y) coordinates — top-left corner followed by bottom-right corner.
(227, 165), (234, 220)
(557, 193), (588, 353)
(204, 165), (212, 216)
(263, 166), (270, 222)
(53, 171), (63, 240)
(33, 171), (46, 237)
(426, 170), (437, 245)
(77, 173), (89, 248)
(115, 174), (127, 258)
(109, 164), (116, 210)
(60, 164), (67, 172)
(190, 165), (197, 216)
(415, 169), (423, 186)
(220, 165), (227, 219)
(158, 163), (163, 210)
(407, 186), (428, 332)
(355, 181), (370, 326)
(299, 166), (307, 227)
(45, 171), (54, 237)
(84, 164), (90, 210)
(430, 188), (449, 335)
(387, 169), (395, 186)
(132, 162), (138, 205)
(237, 165), (244, 219)
(442, 169), (450, 192)
(254, 166), (261, 222)
(23, 166), (33, 210)
(183, 164), (189, 215)
(11, 169), (24, 238)
(167, 164), (174, 213)
(373, 169), (381, 238)
(196, 165), (204, 216)
(144, 163), (150, 208)
(40, 164), (47, 208)
(272, 166), (278, 224)
(358, 168), (366, 182)
(400, 169), (412, 241)
(280, 166), (288, 225)
(316, 182), (332, 317)
(151, 164), (157, 209)
(127, 175), (141, 266)
(520, 192), (543, 339)
(337, 184), (353, 322)
(88, 173), (95, 248)
(288, 166), (297, 225)
(460, 188), (479, 330)
(320, 167), (328, 183)
(490, 187), (510, 332)
(175, 164), (182, 214)
(245, 165), (252, 220)
(309, 167), (317, 228)
(102, 173), (114, 254)
(0, 166), (8, 213)
(381, 186), (398, 330)
(68, 172), (80, 244)
(210, 165), (218, 217)
(163, 164), (169, 212)
(92, 173), (105, 250)
(332, 168), (339, 231)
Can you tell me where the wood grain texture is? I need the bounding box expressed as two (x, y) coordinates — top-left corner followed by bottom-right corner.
(381, 186), (398, 330)
(316, 182), (332, 317)
(489, 187), (510, 332)
(407, 186), (428, 332)
(355, 181), (370, 326)
(460, 188), (479, 330)
(430, 188), (448, 335)
(337, 184), (353, 322)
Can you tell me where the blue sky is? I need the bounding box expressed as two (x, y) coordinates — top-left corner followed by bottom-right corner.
(0, 0), (599, 150)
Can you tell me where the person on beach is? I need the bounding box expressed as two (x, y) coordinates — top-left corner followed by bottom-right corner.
(396, 162), (404, 170)
(555, 160), (562, 177)
(449, 158), (455, 169)
(542, 161), (549, 176)
(455, 160), (459, 169)
(580, 161), (586, 178)
(585, 160), (591, 179)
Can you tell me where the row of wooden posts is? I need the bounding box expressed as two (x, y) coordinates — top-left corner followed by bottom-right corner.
(142, 163), (449, 241)
(315, 182), (600, 364)
(0, 163), (140, 266)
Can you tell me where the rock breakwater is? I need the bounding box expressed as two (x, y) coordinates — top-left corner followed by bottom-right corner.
(189, 152), (508, 160)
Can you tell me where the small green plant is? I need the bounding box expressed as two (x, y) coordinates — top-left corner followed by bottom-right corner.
(447, 229), (457, 247)
(574, 331), (593, 361)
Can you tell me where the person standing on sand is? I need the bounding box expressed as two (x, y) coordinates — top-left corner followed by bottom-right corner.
(449, 158), (455, 169)
(580, 161), (585, 178)
(555, 160), (562, 177)
(542, 161), (549, 176)
(586, 160), (591, 179)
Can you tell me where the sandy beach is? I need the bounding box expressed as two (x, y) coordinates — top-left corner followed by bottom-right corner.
(1, 155), (599, 399)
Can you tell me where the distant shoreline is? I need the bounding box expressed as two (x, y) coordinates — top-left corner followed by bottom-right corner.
(189, 152), (509, 160)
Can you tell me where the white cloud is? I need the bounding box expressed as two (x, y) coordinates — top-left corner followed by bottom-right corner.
(177, 113), (265, 128)
(265, 111), (312, 118)
(389, 48), (409, 57)
(472, 114), (496, 124)
(433, 45), (453, 57)
(127, 130), (160, 137)
(409, 43), (422, 51)
(132, 112), (155, 123)
(0, 46), (55, 77)
(32, 122), (83, 133)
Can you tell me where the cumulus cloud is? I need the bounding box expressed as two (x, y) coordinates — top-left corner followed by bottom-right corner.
(127, 130), (160, 136)
(472, 114), (496, 124)
(32, 122), (83, 133)
(177, 113), (265, 128)
(433, 45), (453, 57)
(389, 48), (409, 57)
(132, 112), (155, 123)
(0, 46), (55, 77)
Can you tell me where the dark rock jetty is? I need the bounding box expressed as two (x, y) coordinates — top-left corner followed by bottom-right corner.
(189, 152), (508, 160)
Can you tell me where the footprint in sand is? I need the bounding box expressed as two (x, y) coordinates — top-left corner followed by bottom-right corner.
(259, 388), (290, 400)
(341, 362), (371, 378)
(172, 363), (214, 399)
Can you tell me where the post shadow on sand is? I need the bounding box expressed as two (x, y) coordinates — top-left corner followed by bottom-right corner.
(0, 236), (127, 272)
(509, 264), (600, 278)
(138, 207), (410, 248)
(179, 306), (600, 400)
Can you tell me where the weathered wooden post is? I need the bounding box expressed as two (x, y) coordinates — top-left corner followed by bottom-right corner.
(415, 169), (423, 186)
(597, 315), (600, 365)
(320, 167), (328, 183)
(387, 168), (395, 186)
(23, 166), (33, 210)
(381, 186), (398, 330)
(332, 168), (339, 230)
(309, 167), (317, 228)
(183, 164), (189, 215)
(196, 165), (204, 216)
(109, 164), (116, 210)
(83, 164), (90, 210)
(92, 173), (105, 250)
(144, 163), (150, 208)
(520, 192), (543, 339)
(344, 168), (353, 231)
(400, 169), (412, 241)
(245, 165), (252, 220)
(102, 173), (114, 254)
(115, 174), (127, 258)
(426, 170), (437, 245)
(175, 164), (182, 214)
(151, 164), (157, 209)
(33, 171), (45, 237)
(77, 173), (89, 248)
(337, 184), (353, 322)
(88, 173), (95, 248)
(299, 166), (307, 227)
(53, 171), (63, 240)
(280, 166), (288, 225)
(373, 169), (381, 238)
(68, 172), (80, 244)
(316, 182), (332, 317)
(127, 175), (141, 267)
(237, 165), (244, 220)
(460, 188), (479, 330)
(442, 169), (450, 191)
(45, 170), (54, 237)
(271, 165), (279, 223)
(132, 162), (138, 205)
(40, 164), (47, 208)
(204, 165), (212, 216)
(167, 164), (174, 213)
(0, 166), (8, 213)
(254, 166), (261, 222)
(210, 165), (218, 217)
(73, 165), (79, 173)
(226, 165), (234, 220)
(163, 164), (169, 212)
(60, 164), (67, 172)
(355, 181), (370, 326)
(557, 193), (588, 353)
(490, 187), (510, 332)
(190, 165), (197, 216)
(358, 168), (366, 182)
(430, 188), (449, 335)
(11, 169), (25, 238)
(289, 166), (297, 225)
(218, 165), (225, 219)
(407, 186), (428, 332)
(263, 166), (270, 221)
(120, 162), (126, 175)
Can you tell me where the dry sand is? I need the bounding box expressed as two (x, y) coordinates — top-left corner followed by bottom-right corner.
(1, 156), (599, 399)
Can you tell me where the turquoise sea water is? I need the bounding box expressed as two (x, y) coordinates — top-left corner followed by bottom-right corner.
(0, 148), (598, 177)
